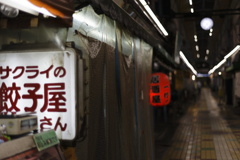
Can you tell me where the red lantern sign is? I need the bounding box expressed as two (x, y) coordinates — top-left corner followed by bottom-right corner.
(150, 73), (171, 107)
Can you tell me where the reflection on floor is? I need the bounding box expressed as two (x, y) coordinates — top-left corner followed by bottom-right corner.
(159, 88), (240, 160)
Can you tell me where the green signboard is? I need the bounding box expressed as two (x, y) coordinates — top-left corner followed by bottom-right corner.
(33, 130), (59, 151)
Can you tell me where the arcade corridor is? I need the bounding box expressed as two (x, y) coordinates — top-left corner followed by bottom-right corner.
(157, 88), (240, 160)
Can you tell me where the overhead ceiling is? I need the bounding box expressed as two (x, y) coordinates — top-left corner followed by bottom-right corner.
(172, 0), (234, 73)
(73, 0), (240, 74)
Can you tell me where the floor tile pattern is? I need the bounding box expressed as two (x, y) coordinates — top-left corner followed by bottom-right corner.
(162, 88), (240, 160)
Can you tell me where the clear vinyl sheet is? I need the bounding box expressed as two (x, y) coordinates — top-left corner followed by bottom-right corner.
(69, 5), (115, 58)
(67, 5), (120, 160)
(134, 36), (154, 160)
(67, 5), (154, 160)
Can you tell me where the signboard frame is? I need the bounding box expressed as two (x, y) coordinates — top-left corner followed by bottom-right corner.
(0, 47), (84, 144)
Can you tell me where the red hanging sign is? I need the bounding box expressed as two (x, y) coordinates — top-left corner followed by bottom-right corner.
(150, 73), (171, 107)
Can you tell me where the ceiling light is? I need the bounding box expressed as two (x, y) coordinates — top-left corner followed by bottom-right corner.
(208, 59), (226, 74)
(210, 28), (213, 32)
(191, 8), (194, 13)
(153, 62), (159, 70)
(208, 70), (213, 75)
(206, 49), (209, 54)
(200, 17), (214, 30)
(194, 35), (197, 39)
(205, 56), (208, 60)
(197, 54), (200, 58)
(179, 51), (197, 75)
(134, 0), (139, 5)
(192, 75), (195, 81)
(0, 4), (19, 17)
(216, 59), (226, 69)
(139, 0), (168, 36)
(194, 38), (198, 42)
(209, 33), (212, 36)
(224, 45), (240, 59)
(196, 45), (199, 51)
(189, 0), (192, 5)
(218, 72), (221, 75)
(0, 0), (56, 17)
(139, 0), (147, 5)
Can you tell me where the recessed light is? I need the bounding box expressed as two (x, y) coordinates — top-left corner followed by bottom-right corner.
(192, 75), (195, 81)
(196, 45), (199, 51)
(189, 0), (192, 5)
(200, 17), (214, 30)
(191, 8), (194, 13)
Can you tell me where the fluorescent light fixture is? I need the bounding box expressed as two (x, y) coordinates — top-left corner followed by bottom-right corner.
(208, 70), (213, 75)
(139, 0), (147, 6)
(216, 59), (226, 68)
(189, 0), (193, 5)
(205, 56), (208, 60)
(179, 51), (197, 75)
(192, 75), (196, 81)
(224, 45), (240, 59)
(218, 72), (221, 75)
(134, 0), (139, 5)
(139, 0), (168, 36)
(0, 0), (56, 17)
(209, 33), (212, 36)
(196, 45), (199, 51)
(197, 54), (200, 58)
(208, 69), (214, 75)
(206, 49), (209, 54)
(210, 28), (213, 32)
(200, 17), (213, 30)
(208, 59), (226, 74)
(191, 8), (194, 13)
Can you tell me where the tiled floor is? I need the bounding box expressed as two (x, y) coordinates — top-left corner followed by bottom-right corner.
(161, 88), (240, 160)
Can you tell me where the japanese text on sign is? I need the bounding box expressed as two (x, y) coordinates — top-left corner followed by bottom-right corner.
(0, 50), (77, 140)
(0, 66), (67, 131)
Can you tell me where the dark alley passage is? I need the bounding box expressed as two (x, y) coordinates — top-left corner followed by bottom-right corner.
(1, 0), (240, 159)
(156, 88), (240, 160)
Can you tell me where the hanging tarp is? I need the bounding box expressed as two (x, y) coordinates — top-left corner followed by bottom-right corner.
(67, 5), (122, 160)
(116, 22), (138, 160)
(76, 0), (176, 68)
(78, 0), (159, 48)
(67, 5), (154, 160)
(134, 37), (154, 160)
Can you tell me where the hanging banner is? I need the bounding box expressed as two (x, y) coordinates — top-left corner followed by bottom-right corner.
(150, 73), (171, 107)
(0, 48), (77, 140)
